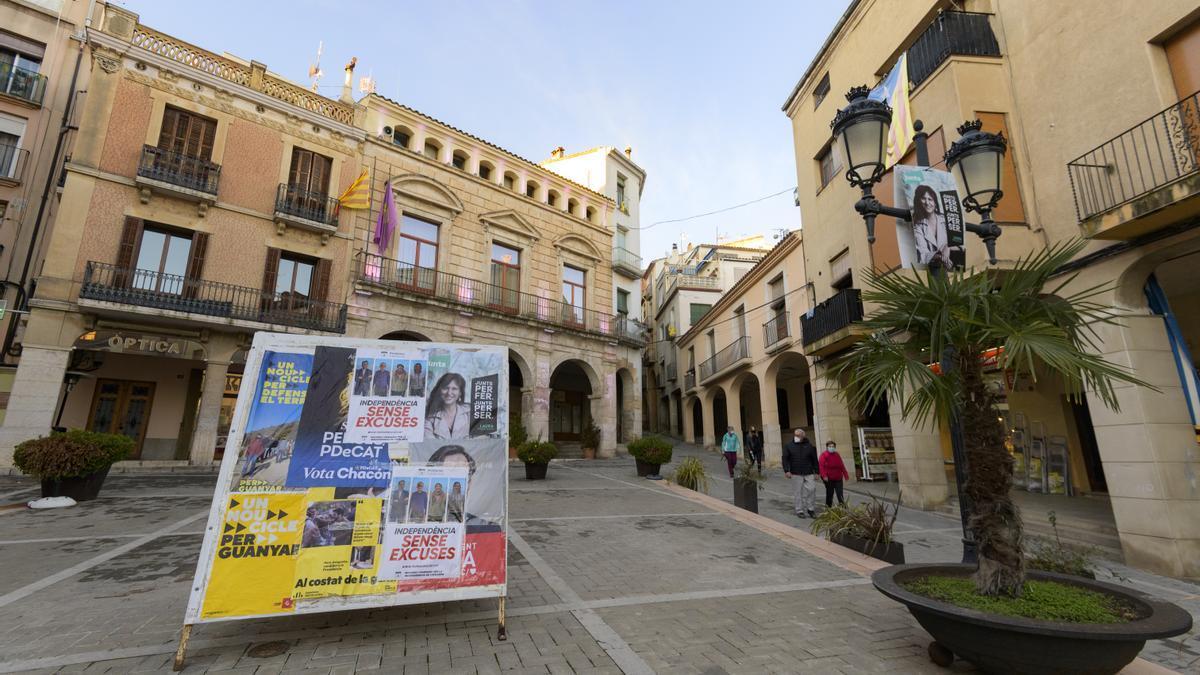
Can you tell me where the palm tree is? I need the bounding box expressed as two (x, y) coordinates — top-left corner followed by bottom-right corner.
(833, 240), (1146, 597)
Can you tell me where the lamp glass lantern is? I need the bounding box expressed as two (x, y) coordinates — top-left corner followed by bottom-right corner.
(945, 120), (1007, 213)
(830, 86), (892, 188)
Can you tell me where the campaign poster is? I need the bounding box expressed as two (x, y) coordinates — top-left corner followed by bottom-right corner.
(185, 334), (508, 626)
(199, 492), (305, 619)
(894, 165), (966, 271)
(286, 347), (392, 489)
(235, 352), (310, 492)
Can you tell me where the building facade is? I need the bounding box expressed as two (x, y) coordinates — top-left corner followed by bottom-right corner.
(783, 0), (1200, 577)
(0, 2), (645, 466)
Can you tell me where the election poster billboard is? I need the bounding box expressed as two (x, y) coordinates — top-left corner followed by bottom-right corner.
(894, 165), (966, 271)
(184, 333), (508, 625)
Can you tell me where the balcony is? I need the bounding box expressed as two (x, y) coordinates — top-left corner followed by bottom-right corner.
(135, 146), (220, 212)
(274, 183), (340, 239)
(699, 335), (751, 382)
(79, 261), (347, 333)
(801, 288), (867, 357)
(0, 145), (30, 185)
(666, 360), (678, 382)
(907, 11), (1001, 89)
(355, 252), (646, 346)
(1068, 91), (1200, 239)
(684, 370), (696, 392)
(0, 62), (47, 107)
(665, 273), (720, 301)
(613, 246), (642, 278)
(762, 311), (791, 351)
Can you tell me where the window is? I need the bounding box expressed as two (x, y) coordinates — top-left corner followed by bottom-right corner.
(134, 227), (192, 294)
(158, 106), (216, 160)
(525, 180), (539, 199)
(617, 289), (629, 315)
(451, 150), (468, 170)
(275, 253), (315, 303)
(616, 175), (627, 209)
(615, 229), (628, 251)
(830, 248), (853, 291)
(707, 330), (716, 358)
(393, 127), (412, 149)
(478, 161), (493, 180)
(813, 72), (831, 108)
(562, 265), (586, 326)
(0, 130), (18, 180)
(567, 198), (579, 216)
(490, 242), (520, 312)
(288, 146), (332, 195)
(423, 139), (441, 160)
(769, 275), (785, 310)
(547, 189), (559, 207)
(503, 172), (517, 190)
(585, 206), (597, 223)
(734, 305), (747, 338)
(0, 201), (6, 223)
(817, 143), (841, 187)
(397, 214), (439, 291)
(0, 39), (44, 102)
(689, 303), (711, 326)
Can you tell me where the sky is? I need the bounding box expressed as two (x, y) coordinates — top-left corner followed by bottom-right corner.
(122, 0), (851, 262)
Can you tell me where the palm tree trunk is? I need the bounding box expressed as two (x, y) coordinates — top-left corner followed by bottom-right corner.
(959, 352), (1025, 596)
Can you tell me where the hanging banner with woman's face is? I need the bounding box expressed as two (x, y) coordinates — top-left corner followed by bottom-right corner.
(185, 333), (508, 625)
(894, 165), (966, 270)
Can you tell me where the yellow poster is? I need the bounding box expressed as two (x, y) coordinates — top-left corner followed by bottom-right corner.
(200, 492), (305, 619)
(293, 495), (396, 599)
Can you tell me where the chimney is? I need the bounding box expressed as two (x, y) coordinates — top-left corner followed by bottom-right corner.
(624, 146), (632, 158)
(551, 146), (565, 159)
(340, 57), (357, 104)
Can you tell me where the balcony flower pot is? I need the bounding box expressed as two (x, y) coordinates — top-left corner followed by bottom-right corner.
(523, 462), (549, 480)
(14, 430), (133, 503)
(832, 531), (904, 564)
(872, 564), (1193, 674)
(732, 477), (759, 513)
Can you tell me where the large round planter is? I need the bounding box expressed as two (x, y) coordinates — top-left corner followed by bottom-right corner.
(524, 462), (548, 480)
(40, 466), (112, 502)
(634, 459), (660, 477)
(872, 563), (1193, 674)
(732, 477), (758, 513)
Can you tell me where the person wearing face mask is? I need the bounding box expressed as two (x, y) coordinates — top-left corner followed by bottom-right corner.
(819, 440), (850, 508)
(782, 428), (819, 518)
(720, 426), (741, 477)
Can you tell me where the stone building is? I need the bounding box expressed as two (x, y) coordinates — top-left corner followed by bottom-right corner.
(0, 0), (100, 421)
(782, 0), (1200, 576)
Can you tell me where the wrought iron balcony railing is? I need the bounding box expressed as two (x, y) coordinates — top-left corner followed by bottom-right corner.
(80, 261), (347, 332)
(137, 145), (221, 195)
(763, 311), (790, 348)
(1068, 90), (1200, 222)
(698, 335), (750, 381)
(355, 252), (646, 345)
(0, 144), (30, 183)
(907, 11), (1001, 89)
(0, 62), (47, 106)
(275, 183), (339, 227)
(801, 288), (863, 346)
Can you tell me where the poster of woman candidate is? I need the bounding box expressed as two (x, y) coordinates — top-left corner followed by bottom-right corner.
(894, 165), (966, 271)
(184, 333), (508, 631)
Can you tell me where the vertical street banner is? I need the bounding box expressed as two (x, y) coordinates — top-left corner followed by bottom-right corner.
(894, 165), (966, 271)
(185, 334), (508, 625)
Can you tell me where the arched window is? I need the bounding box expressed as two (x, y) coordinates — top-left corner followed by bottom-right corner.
(567, 198), (579, 217)
(452, 150), (469, 170)
(547, 189), (560, 207)
(478, 160), (494, 181)
(525, 180), (540, 199)
(423, 139), (441, 160)
(393, 125), (413, 150)
(585, 206), (597, 223)
(503, 171), (518, 190)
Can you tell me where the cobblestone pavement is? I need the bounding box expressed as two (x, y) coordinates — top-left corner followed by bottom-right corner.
(660, 441), (1200, 673)
(0, 450), (1187, 674)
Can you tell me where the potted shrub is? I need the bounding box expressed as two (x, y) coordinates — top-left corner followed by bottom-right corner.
(732, 461), (764, 513)
(810, 497), (904, 564)
(517, 439), (557, 480)
(508, 414), (528, 461)
(628, 436), (672, 477)
(580, 423), (601, 460)
(835, 241), (1191, 671)
(14, 429), (133, 501)
(671, 456), (708, 493)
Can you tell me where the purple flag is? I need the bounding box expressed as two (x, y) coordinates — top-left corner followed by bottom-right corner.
(374, 180), (398, 252)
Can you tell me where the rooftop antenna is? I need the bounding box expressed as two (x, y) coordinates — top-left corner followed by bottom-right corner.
(307, 41), (324, 93)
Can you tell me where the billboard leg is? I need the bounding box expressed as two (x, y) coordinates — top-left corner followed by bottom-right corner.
(497, 596), (507, 641)
(172, 624), (193, 671)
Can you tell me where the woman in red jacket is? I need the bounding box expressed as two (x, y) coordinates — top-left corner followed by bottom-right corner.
(818, 440), (850, 508)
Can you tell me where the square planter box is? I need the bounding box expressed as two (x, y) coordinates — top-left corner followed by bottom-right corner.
(733, 477), (758, 513)
(40, 467), (112, 502)
(635, 459), (661, 477)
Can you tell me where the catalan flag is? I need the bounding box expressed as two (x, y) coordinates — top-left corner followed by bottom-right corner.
(870, 52), (915, 168)
(337, 168), (371, 209)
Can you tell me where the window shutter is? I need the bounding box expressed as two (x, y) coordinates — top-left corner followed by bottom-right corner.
(260, 247), (281, 314)
(157, 107), (179, 151)
(115, 216), (143, 287)
(183, 232), (208, 299)
(312, 257), (332, 301)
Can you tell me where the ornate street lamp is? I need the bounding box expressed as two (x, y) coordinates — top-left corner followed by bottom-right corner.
(946, 119), (1007, 264)
(830, 86), (900, 244)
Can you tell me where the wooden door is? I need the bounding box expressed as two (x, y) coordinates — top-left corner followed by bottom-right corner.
(1165, 20), (1200, 173)
(87, 379), (156, 459)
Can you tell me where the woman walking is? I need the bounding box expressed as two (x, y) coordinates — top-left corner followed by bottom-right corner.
(819, 440), (850, 508)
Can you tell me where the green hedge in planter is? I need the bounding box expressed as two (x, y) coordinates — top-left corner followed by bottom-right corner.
(517, 440), (557, 464)
(14, 430), (133, 480)
(627, 436), (673, 465)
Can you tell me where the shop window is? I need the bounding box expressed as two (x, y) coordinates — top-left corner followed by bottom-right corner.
(490, 242), (521, 312)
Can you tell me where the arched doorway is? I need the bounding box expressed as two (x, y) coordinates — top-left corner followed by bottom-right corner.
(735, 373), (762, 433)
(711, 388), (728, 439)
(380, 330), (431, 342)
(691, 397), (703, 443)
(767, 351), (811, 434)
(549, 359), (596, 443)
